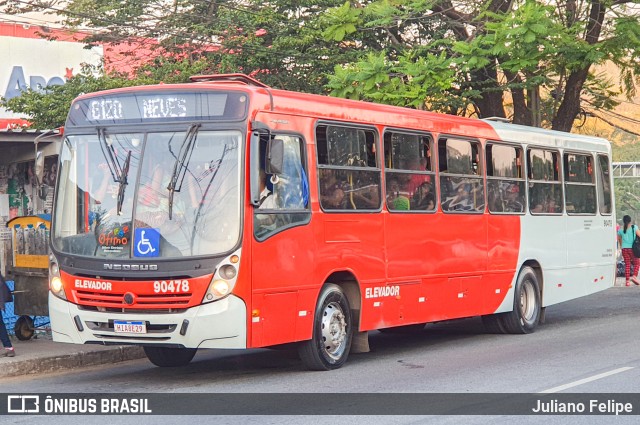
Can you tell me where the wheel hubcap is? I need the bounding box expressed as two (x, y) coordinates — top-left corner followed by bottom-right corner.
(320, 301), (347, 360)
(519, 280), (536, 323)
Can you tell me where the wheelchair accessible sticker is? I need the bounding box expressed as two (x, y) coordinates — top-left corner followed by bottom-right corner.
(134, 228), (160, 257)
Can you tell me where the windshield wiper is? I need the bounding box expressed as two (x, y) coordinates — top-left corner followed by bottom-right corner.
(116, 151), (132, 215)
(167, 123), (201, 219)
(98, 128), (123, 183)
(97, 128), (131, 215)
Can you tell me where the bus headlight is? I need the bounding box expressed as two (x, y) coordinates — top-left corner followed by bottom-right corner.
(49, 257), (66, 300)
(219, 264), (237, 280)
(210, 280), (231, 297)
(51, 276), (63, 293)
(202, 249), (241, 303)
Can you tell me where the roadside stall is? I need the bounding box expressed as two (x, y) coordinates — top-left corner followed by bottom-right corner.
(5, 214), (50, 340)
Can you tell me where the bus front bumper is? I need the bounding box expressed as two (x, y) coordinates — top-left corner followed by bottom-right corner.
(49, 292), (247, 349)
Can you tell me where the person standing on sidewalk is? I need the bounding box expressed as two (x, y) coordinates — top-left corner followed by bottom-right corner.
(617, 215), (640, 287)
(1, 269), (16, 357)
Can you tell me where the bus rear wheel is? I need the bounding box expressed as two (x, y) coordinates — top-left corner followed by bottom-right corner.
(298, 284), (353, 371)
(501, 266), (541, 334)
(143, 346), (197, 367)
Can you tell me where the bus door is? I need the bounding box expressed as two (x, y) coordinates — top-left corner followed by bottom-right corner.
(250, 132), (314, 347)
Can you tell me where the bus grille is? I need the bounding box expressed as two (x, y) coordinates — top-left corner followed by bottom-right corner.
(74, 289), (193, 310)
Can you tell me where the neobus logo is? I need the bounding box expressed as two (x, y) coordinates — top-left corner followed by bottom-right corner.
(103, 264), (158, 271)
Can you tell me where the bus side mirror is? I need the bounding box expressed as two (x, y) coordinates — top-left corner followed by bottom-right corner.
(266, 138), (284, 176)
(250, 132), (262, 206)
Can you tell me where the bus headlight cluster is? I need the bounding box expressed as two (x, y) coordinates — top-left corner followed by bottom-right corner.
(49, 256), (66, 300)
(203, 249), (241, 303)
(219, 265), (237, 280)
(209, 280), (231, 297)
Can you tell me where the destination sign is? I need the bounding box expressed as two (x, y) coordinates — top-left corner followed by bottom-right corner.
(67, 91), (247, 126)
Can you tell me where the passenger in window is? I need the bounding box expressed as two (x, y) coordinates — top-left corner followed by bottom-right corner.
(531, 203), (544, 214)
(443, 181), (472, 211)
(351, 174), (380, 209)
(320, 169), (346, 209)
(504, 184), (524, 212)
(547, 198), (560, 213)
(406, 158), (429, 195)
(387, 178), (410, 210)
(617, 215), (640, 286)
(487, 186), (503, 213)
(412, 181), (435, 211)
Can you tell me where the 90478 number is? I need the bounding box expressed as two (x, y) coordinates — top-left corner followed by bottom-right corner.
(153, 280), (190, 293)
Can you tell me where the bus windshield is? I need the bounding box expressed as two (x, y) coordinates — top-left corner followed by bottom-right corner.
(52, 129), (242, 259)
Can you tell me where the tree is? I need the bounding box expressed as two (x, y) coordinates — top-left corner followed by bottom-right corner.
(3, 1), (640, 132)
(1, 1), (362, 127)
(1, 0), (357, 93)
(321, 0), (640, 131)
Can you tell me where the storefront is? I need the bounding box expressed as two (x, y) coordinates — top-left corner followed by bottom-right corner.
(0, 129), (60, 336)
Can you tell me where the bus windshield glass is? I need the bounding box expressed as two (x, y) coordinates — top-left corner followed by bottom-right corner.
(52, 129), (242, 259)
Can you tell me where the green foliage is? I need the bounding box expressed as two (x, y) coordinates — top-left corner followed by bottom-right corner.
(2, 0), (640, 132)
(319, 0), (640, 130)
(326, 50), (472, 113)
(322, 2), (361, 41)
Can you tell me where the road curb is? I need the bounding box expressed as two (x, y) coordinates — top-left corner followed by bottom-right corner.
(0, 346), (146, 379)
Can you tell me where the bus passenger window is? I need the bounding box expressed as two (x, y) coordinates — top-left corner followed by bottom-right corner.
(486, 143), (525, 214)
(383, 131), (434, 212)
(597, 155), (612, 215)
(254, 134), (310, 240)
(316, 124), (381, 211)
(528, 148), (563, 215)
(439, 138), (484, 213)
(564, 153), (596, 215)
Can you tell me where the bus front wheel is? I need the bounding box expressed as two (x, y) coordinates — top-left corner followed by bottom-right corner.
(143, 346), (197, 367)
(501, 266), (541, 334)
(298, 283), (353, 371)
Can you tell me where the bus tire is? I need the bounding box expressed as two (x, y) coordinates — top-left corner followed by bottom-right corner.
(501, 266), (541, 334)
(143, 346), (197, 367)
(298, 283), (353, 371)
(481, 314), (506, 334)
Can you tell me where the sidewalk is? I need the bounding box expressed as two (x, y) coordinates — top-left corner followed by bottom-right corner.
(0, 333), (145, 379)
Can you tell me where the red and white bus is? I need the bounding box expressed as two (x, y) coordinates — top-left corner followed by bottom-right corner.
(48, 74), (616, 370)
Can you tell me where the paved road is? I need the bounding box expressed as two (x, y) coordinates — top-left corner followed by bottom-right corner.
(2, 285), (640, 424)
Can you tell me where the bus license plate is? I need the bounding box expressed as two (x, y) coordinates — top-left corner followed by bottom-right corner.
(113, 320), (147, 334)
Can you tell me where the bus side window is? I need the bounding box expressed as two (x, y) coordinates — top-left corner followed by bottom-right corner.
(317, 124), (380, 211)
(439, 138), (484, 213)
(486, 143), (525, 215)
(528, 148), (563, 215)
(596, 154), (612, 215)
(254, 135), (310, 240)
(383, 131), (434, 212)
